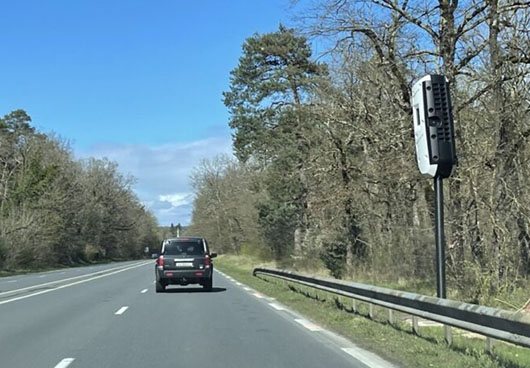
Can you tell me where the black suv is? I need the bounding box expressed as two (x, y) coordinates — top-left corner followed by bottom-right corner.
(154, 237), (217, 292)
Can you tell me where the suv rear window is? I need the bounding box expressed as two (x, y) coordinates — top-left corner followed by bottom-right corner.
(164, 241), (204, 256)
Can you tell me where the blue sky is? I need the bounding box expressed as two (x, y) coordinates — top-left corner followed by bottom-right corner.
(0, 0), (297, 225)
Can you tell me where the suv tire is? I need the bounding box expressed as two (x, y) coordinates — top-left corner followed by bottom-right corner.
(155, 280), (166, 293)
(203, 275), (213, 291)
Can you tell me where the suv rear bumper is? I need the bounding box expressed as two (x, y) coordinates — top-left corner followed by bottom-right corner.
(156, 268), (212, 285)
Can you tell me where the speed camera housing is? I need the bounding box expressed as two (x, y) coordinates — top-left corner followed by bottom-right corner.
(412, 75), (457, 178)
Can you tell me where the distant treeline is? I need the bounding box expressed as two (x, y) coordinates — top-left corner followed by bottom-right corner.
(188, 1), (530, 304)
(0, 110), (160, 270)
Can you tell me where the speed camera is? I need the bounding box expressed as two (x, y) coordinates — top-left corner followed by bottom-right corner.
(412, 75), (457, 178)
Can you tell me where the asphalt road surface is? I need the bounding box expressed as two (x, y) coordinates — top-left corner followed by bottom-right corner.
(0, 260), (395, 368)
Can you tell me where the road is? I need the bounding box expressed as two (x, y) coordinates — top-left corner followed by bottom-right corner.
(0, 260), (394, 368)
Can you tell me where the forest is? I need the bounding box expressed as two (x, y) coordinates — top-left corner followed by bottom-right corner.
(0, 110), (160, 271)
(187, 0), (530, 303)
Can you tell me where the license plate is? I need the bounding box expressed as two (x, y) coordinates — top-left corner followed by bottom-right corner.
(175, 262), (193, 267)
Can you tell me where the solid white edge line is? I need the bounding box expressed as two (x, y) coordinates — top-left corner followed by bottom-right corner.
(269, 303), (285, 311)
(54, 358), (75, 368)
(253, 293), (264, 299)
(341, 347), (395, 368)
(295, 318), (323, 331)
(0, 262), (150, 306)
(115, 306), (129, 315)
(235, 282), (242, 286)
(141, 289), (148, 293)
(0, 261), (148, 296)
(243, 287), (251, 291)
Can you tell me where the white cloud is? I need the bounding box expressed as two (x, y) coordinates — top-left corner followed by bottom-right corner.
(158, 193), (193, 208)
(76, 136), (233, 225)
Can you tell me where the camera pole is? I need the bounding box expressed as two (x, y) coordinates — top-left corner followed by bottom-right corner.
(434, 175), (446, 298)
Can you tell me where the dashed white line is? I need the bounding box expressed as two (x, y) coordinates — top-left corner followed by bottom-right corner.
(253, 292), (264, 299)
(7, 280), (18, 283)
(243, 287), (251, 291)
(235, 282), (242, 286)
(54, 358), (75, 368)
(141, 289), (148, 293)
(38, 275), (46, 278)
(295, 318), (323, 331)
(115, 306), (129, 315)
(341, 347), (395, 368)
(269, 303), (285, 311)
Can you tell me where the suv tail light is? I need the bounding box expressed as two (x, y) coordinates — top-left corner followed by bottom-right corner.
(157, 255), (164, 269)
(204, 255), (211, 267)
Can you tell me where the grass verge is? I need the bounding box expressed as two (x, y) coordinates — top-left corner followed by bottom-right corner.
(215, 254), (530, 368)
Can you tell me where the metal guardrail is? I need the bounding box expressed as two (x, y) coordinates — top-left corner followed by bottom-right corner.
(253, 267), (530, 349)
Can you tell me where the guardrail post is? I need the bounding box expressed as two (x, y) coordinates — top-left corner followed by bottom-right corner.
(369, 303), (374, 319)
(486, 337), (494, 353)
(352, 299), (357, 313)
(412, 316), (419, 335)
(444, 325), (452, 345)
(388, 309), (393, 325)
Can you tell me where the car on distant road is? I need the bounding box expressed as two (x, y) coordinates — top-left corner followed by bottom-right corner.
(153, 237), (217, 292)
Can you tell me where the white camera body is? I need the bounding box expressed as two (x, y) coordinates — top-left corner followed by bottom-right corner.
(412, 75), (457, 179)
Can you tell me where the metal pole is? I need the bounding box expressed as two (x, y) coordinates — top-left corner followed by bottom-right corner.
(434, 176), (446, 298)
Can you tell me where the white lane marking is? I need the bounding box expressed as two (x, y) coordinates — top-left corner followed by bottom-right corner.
(115, 306), (129, 315)
(243, 287), (251, 291)
(269, 303), (285, 311)
(0, 262), (150, 306)
(54, 358), (75, 368)
(341, 347), (395, 368)
(0, 261), (148, 297)
(7, 280), (18, 283)
(253, 293), (264, 299)
(141, 289), (148, 293)
(295, 318), (323, 331)
(59, 272), (66, 275)
(235, 282), (242, 286)
(153, 281), (156, 284)
(39, 275), (46, 278)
